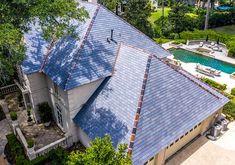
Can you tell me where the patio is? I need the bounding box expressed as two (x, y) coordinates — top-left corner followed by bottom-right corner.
(166, 122), (235, 165)
(17, 110), (65, 150)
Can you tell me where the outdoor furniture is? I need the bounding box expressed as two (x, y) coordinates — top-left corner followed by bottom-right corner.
(211, 42), (215, 46)
(199, 42), (203, 47)
(212, 47), (219, 51)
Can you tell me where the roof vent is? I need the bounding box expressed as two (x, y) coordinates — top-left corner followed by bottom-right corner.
(107, 29), (117, 44)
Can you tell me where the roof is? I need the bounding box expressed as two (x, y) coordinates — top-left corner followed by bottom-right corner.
(73, 43), (150, 147)
(21, 2), (170, 91)
(131, 57), (229, 165)
(73, 44), (229, 165)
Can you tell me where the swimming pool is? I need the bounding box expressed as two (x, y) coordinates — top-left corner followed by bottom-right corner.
(169, 48), (235, 74)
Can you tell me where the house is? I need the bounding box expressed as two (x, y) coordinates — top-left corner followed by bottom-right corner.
(19, 1), (229, 165)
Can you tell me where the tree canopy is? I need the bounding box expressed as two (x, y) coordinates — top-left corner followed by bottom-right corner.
(123, 0), (154, 37)
(67, 135), (131, 165)
(0, 0), (88, 86)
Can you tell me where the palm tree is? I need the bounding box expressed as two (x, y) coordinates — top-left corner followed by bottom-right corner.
(204, 0), (211, 30)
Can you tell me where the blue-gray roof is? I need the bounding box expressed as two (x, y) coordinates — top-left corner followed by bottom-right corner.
(73, 44), (150, 147)
(73, 45), (229, 165)
(131, 57), (229, 165)
(21, 2), (170, 90)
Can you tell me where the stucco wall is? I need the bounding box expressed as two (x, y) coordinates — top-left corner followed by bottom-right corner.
(26, 72), (51, 121)
(67, 79), (104, 143)
(68, 79), (104, 118)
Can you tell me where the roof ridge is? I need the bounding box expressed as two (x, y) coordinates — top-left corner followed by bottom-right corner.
(39, 39), (57, 72)
(63, 4), (101, 90)
(128, 55), (153, 155)
(155, 56), (221, 99)
(99, 6), (169, 56)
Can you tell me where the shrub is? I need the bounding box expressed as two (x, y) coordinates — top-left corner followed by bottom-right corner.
(0, 105), (6, 121)
(6, 133), (28, 165)
(37, 102), (52, 123)
(231, 88), (235, 96)
(7, 133), (67, 165)
(27, 110), (33, 122)
(201, 78), (227, 91)
(0, 93), (4, 99)
(10, 112), (17, 121)
(223, 101), (235, 121)
(27, 138), (34, 148)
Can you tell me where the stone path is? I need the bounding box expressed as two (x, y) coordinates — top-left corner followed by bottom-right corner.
(0, 119), (12, 155)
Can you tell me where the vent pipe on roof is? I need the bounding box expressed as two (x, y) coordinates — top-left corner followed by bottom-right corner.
(111, 29), (114, 41)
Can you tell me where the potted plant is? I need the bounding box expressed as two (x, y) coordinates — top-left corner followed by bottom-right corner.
(37, 102), (52, 127)
(27, 109), (33, 125)
(10, 111), (18, 125)
(18, 94), (24, 108)
(27, 138), (35, 152)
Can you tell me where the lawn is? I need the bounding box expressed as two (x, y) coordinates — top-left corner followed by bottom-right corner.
(149, 7), (171, 24)
(212, 25), (235, 34)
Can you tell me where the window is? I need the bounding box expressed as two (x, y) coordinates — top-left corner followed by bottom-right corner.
(190, 129), (193, 132)
(56, 103), (63, 128)
(185, 132), (188, 136)
(54, 83), (58, 96)
(149, 157), (154, 161)
(175, 139), (179, 143)
(180, 135), (184, 139)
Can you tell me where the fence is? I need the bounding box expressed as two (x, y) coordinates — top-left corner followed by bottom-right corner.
(0, 84), (19, 95)
(35, 136), (72, 157)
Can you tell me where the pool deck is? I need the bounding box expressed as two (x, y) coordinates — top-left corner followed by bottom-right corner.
(162, 42), (235, 65)
(179, 62), (235, 93)
(162, 41), (235, 92)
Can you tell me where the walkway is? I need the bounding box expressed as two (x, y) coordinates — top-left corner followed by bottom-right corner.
(0, 119), (11, 155)
(0, 119), (12, 165)
(166, 122), (235, 165)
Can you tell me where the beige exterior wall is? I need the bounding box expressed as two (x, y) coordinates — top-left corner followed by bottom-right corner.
(26, 72), (51, 122)
(200, 109), (222, 134)
(151, 109), (222, 165)
(25, 70), (103, 144)
(67, 79), (104, 143)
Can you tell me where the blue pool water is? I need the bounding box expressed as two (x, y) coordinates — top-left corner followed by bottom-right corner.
(169, 48), (235, 74)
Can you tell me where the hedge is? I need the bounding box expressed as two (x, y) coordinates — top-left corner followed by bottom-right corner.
(179, 30), (235, 57)
(201, 78), (227, 91)
(6, 133), (68, 165)
(223, 101), (235, 121)
(231, 88), (235, 96)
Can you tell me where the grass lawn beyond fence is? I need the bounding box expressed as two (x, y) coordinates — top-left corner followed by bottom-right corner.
(149, 7), (171, 24)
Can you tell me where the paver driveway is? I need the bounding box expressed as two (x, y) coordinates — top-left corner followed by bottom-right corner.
(166, 122), (235, 165)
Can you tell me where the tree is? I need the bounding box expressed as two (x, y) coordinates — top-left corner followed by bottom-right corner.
(168, 3), (190, 35)
(204, 0), (211, 29)
(0, 0), (88, 86)
(123, 0), (154, 37)
(67, 135), (131, 165)
(98, 0), (121, 11)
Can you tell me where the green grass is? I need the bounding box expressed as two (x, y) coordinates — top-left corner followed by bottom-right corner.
(149, 7), (171, 24)
(212, 25), (235, 34)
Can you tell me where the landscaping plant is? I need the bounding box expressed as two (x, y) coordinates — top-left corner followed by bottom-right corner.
(10, 112), (17, 121)
(37, 102), (52, 123)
